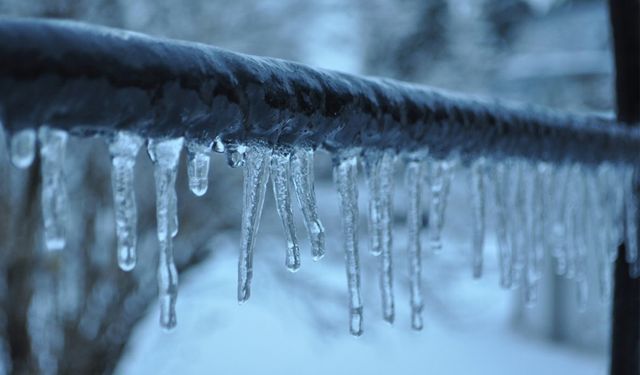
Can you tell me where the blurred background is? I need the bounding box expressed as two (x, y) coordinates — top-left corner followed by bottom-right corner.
(0, 0), (612, 374)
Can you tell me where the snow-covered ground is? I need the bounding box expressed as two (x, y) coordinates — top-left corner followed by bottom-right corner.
(117, 152), (607, 375)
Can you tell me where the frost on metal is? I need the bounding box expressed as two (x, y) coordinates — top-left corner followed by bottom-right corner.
(0, 18), (638, 335)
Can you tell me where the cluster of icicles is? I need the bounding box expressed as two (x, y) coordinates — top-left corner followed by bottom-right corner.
(8, 126), (638, 336)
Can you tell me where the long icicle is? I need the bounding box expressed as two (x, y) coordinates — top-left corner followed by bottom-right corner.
(291, 147), (325, 260)
(108, 131), (144, 271)
(238, 144), (271, 303)
(378, 150), (395, 323)
(38, 126), (69, 251)
(270, 147), (301, 272)
(10, 128), (36, 169)
(186, 139), (213, 196)
(493, 161), (513, 288)
(405, 154), (425, 330)
(470, 158), (486, 279)
(334, 150), (363, 336)
(149, 137), (184, 330)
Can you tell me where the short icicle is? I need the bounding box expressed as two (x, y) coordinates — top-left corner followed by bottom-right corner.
(238, 144), (271, 303)
(405, 154), (425, 330)
(11, 128), (36, 168)
(108, 131), (144, 271)
(38, 126), (69, 251)
(270, 147), (301, 272)
(186, 139), (213, 196)
(148, 137), (184, 330)
(291, 147), (325, 260)
(333, 150), (363, 336)
(363, 150), (383, 256)
(470, 158), (486, 279)
(428, 158), (454, 253)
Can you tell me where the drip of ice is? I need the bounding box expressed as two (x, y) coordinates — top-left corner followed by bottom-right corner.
(405, 154), (425, 330)
(226, 143), (247, 168)
(270, 147), (301, 272)
(238, 144), (271, 303)
(186, 139), (213, 196)
(291, 148), (325, 260)
(108, 131), (144, 271)
(428, 158), (454, 253)
(333, 150), (363, 336)
(148, 137), (184, 330)
(38, 127), (69, 251)
(470, 158), (486, 279)
(492, 162), (513, 289)
(10, 128), (36, 168)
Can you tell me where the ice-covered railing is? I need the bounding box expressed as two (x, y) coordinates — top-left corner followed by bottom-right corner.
(1, 18), (639, 336)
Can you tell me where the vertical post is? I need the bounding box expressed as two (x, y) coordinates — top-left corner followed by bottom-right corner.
(608, 1), (640, 375)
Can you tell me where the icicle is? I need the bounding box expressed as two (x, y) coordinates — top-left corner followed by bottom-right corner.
(238, 144), (271, 303)
(10, 128), (36, 168)
(363, 150), (383, 256)
(589, 167), (613, 300)
(548, 165), (570, 275)
(379, 151), (395, 323)
(505, 160), (529, 290)
(148, 137), (184, 330)
(428, 158), (454, 253)
(270, 147), (300, 272)
(405, 154), (425, 330)
(470, 158), (486, 279)
(492, 162), (512, 288)
(108, 131), (144, 271)
(333, 150), (363, 336)
(38, 127), (69, 251)
(363, 149), (395, 322)
(624, 166), (638, 266)
(291, 148), (325, 260)
(186, 139), (213, 196)
(573, 166), (590, 309)
(529, 163), (549, 293)
(226, 143), (247, 168)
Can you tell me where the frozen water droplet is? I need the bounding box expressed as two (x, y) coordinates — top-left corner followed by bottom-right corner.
(238, 144), (271, 303)
(270, 147), (301, 272)
(148, 137), (184, 330)
(38, 127), (69, 251)
(10, 129), (36, 168)
(108, 131), (144, 271)
(186, 139), (213, 196)
(333, 150), (363, 336)
(213, 135), (225, 153)
(363, 150), (383, 256)
(428, 158), (454, 253)
(405, 153), (425, 330)
(470, 158), (486, 279)
(291, 148), (325, 260)
(226, 143), (247, 168)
